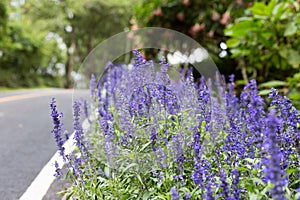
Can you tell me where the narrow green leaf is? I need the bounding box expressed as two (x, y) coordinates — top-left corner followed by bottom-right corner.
(259, 80), (287, 88)
(272, 2), (286, 19)
(121, 163), (137, 174)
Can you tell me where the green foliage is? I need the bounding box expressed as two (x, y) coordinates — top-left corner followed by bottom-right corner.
(0, 1), (65, 88)
(0, 0), (8, 38)
(0, 0), (134, 88)
(0, 19), (64, 87)
(133, 0), (253, 73)
(225, 0), (300, 82)
(287, 72), (300, 108)
(23, 0), (134, 88)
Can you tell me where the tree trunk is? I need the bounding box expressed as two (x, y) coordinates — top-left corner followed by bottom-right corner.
(64, 41), (76, 88)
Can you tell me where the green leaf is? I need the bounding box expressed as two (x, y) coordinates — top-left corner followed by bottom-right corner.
(66, 191), (75, 200)
(226, 38), (240, 48)
(286, 168), (299, 175)
(287, 49), (300, 68)
(289, 91), (300, 101)
(266, 0), (277, 16)
(139, 141), (151, 152)
(259, 89), (272, 96)
(272, 2), (286, 19)
(250, 2), (268, 17)
(121, 163), (137, 174)
(251, 178), (265, 185)
(249, 193), (259, 200)
(229, 20), (258, 37)
(279, 48), (289, 58)
(259, 80), (287, 88)
(238, 166), (249, 171)
(104, 166), (110, 178)
(284, 22), (297, 36)
(230, 49), (250, 57)
(136, 173), (146, 188)
(142, 191), (152, 200)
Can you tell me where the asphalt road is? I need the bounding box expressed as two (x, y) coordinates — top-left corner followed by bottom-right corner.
(0, 89), (74, 200)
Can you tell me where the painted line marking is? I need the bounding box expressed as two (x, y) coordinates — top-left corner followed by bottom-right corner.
(19, 131), (76, 200)
(19, 118), (90, 200)
(0, 89), (73, 103)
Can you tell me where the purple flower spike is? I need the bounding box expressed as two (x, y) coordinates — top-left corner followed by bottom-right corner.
(73, 101), (89, 161)
(90, 74), (97, 100)
(170, 187), (180, 200)
(54, 161), (63, 179)
(219, 170), (231, 200)
(185, 193), (191, 200)
(232, 168), (241, 200)
(50, 98), (65, 159)
(263, 109), (287, 200)
(204, 181), (215, 200)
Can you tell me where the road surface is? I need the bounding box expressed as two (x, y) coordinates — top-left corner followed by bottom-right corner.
(0, 89), (74, 199)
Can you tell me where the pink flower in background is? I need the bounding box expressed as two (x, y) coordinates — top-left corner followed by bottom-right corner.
(191, 23), (205, 32)
(208, 30), (214, 38)
(182, 0), (190, 6)
(212, 11), (220, 21)
(220, 12), (230, 25)
(154, 9), (163, 16)
(131, 24), (139, 30)
(190, 23), (205, 38)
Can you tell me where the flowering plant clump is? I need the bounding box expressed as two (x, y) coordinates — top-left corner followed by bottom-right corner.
(50, 50), (300, 200)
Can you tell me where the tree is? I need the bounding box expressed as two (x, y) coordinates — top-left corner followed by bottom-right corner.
(23, 0), (134, 88)
(0, 0), (66, 88)
(0, 0), (8, 39)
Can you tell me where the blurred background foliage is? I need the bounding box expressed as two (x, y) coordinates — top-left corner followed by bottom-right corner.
(0, 0), (299, 106)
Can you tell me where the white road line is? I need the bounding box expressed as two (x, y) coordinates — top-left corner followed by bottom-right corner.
(19, 119), (90, 200)
(0, 89), (73, 103)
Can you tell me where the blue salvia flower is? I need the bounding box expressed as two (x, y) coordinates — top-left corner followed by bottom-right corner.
(263, 109), (287, 200)
(185, 193), (191, 200)
(239, 80), (266, 159)
(72, 155), (83, 177)
(204, 181), (215, 200)
(82, 99), (89, 120)
(219, 170), (231, 200)
(269, 88), (300, 163)
(192, 128), (204, 187)
(90, 74), (97, 101)
(150, 126), (157, 151)
(226, 75), (239, 115)
(50, 98), (65, 159)
(196, 77), (211, 125)
(172, 135), (185, 180)
(192, 162), (203, 187)
(296, 188), (300, 200)
(159, 56), (171, 85)
(73, 101), (89, 160)
(232, 168), (241, 200)
(170, 186), (180, 200)
(224, 75), (246, 162)
(54, 161), (63, 179)
(158, 171), (164, 184)
(133, 50), (147, 67)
